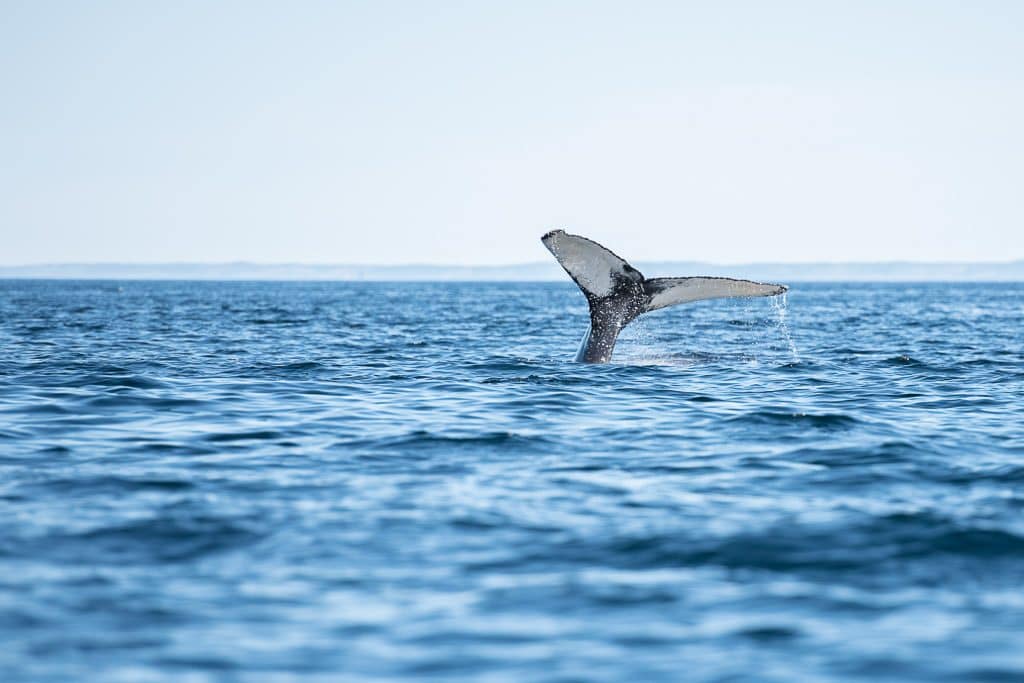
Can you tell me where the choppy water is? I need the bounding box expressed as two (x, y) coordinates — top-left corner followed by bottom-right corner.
(1, 280), (1023, 682)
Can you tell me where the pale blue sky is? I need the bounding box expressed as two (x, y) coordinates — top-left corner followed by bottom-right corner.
(2, 1), (1022, 265)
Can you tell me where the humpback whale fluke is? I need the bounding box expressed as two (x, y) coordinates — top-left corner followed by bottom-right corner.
(541, 229), (788, 363)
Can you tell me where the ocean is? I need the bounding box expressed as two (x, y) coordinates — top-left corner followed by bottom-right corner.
(1, 280), (1022, 682)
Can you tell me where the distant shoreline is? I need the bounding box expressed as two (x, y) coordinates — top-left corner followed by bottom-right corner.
(2, 261), (1023, 282)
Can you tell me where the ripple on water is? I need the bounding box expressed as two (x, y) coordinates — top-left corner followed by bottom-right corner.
(726, 410), (860, 430)
(335, 430), (554, 453)
(22, 515), (264, 565)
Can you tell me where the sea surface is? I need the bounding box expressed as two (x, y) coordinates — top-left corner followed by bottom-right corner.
(1, 280), (1022, 682)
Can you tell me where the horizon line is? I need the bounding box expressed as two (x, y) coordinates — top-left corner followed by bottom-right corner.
(3, 258), (1024, 268)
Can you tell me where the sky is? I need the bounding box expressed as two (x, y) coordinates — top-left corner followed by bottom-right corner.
(2, 1), (1023, 266)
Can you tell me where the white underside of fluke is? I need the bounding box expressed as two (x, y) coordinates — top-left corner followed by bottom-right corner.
(541, 230), (636, 298)
(644, 277), (787, 312)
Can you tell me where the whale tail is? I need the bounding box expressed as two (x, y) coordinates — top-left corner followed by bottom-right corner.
(541, 229), (787, 363)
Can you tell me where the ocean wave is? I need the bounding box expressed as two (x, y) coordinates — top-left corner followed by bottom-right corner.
(726, 410), (860, 430)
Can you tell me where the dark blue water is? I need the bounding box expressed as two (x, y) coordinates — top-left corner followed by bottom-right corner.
(1, 280), (1022, 682)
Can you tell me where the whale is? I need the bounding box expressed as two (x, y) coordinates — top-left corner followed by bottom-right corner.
(541, 230), (788, 363)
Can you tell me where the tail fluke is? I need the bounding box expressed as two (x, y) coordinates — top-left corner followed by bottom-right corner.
(542, 229), (648, 362)
(541, 229), (644, 299)
(540, 229), (789, 362)
(643, 277), (787, 313)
